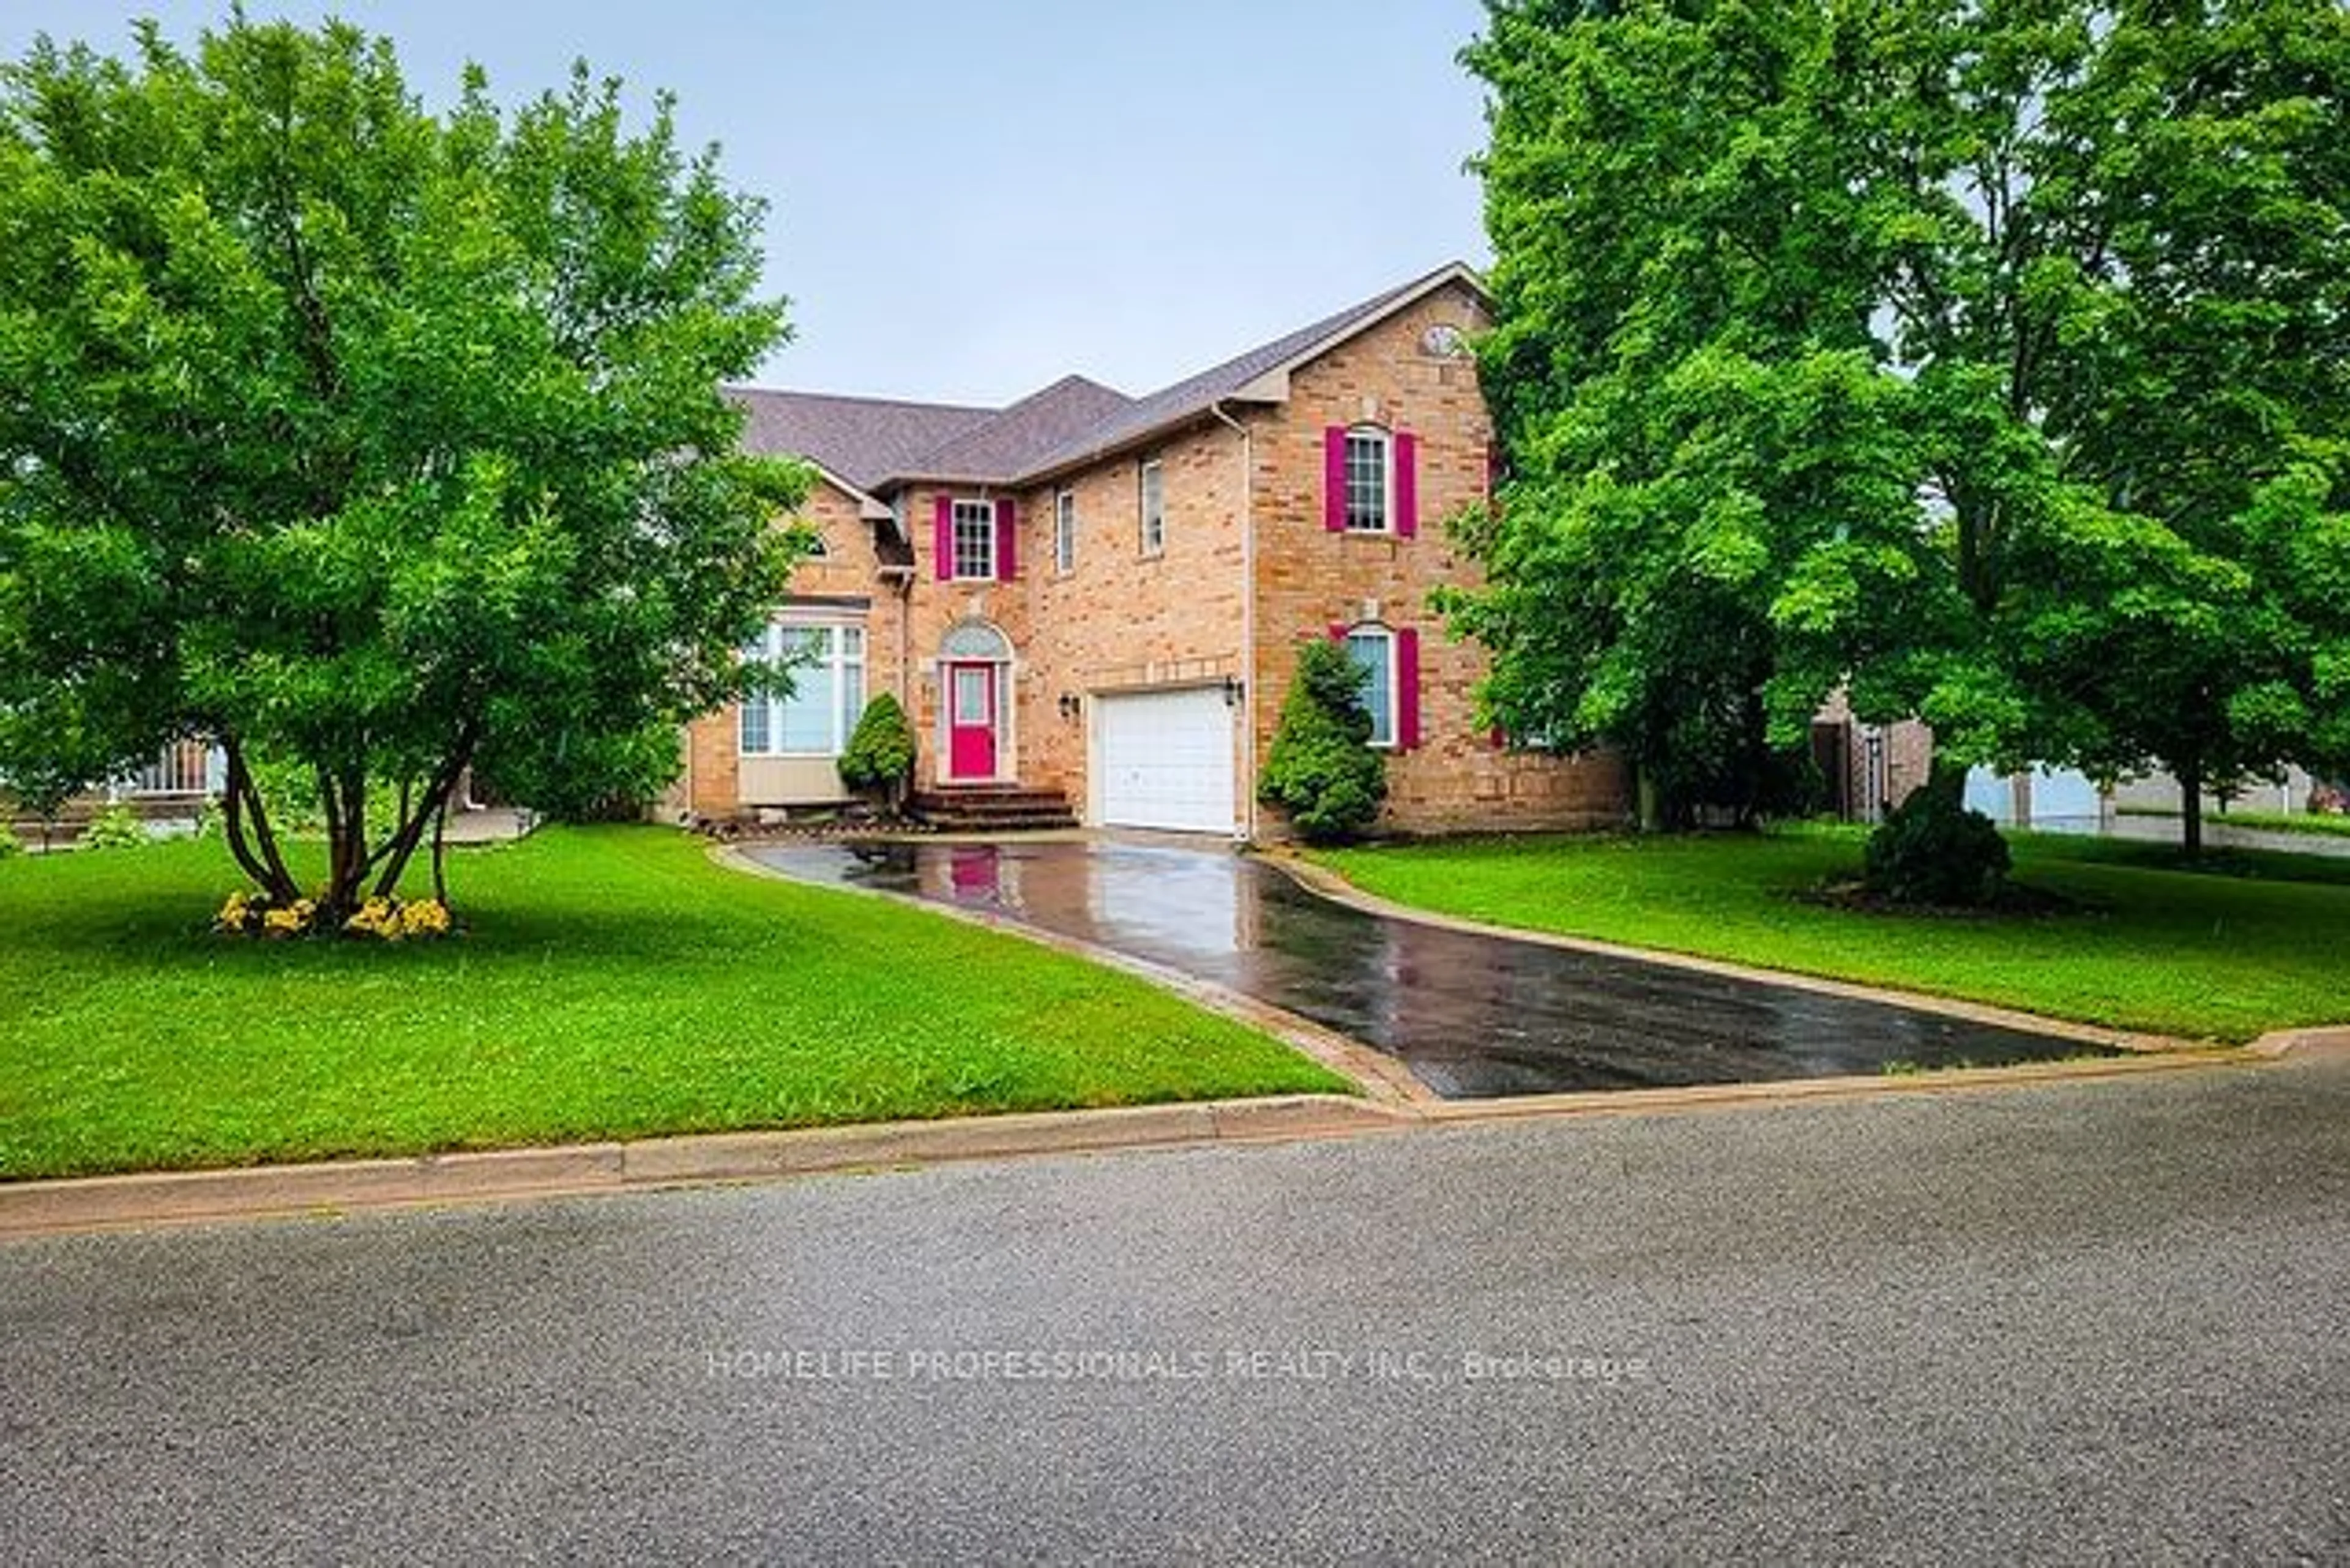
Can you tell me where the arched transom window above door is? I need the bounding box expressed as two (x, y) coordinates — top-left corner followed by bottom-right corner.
(940, 620), (1012, 662)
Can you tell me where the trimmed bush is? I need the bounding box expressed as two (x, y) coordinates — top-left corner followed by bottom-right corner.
(0, 820), (20, 859)
(1258, 640), (1387, 844)
(838, 693), (917, 813)
(1864, 785), (2011, 905)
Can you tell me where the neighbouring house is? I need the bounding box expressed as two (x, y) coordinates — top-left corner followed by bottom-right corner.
(1812, 707), (2329, 835)
(676, 261), (1628, 838)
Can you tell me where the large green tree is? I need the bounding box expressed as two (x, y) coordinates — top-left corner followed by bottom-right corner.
(0, 14), (808, 918)
(1458, 0), (2350, 861)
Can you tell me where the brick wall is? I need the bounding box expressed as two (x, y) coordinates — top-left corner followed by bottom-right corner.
(1247, 282), (1627, 836)
(1013, 422), (1250, 814)
(677, 479), (909, 819)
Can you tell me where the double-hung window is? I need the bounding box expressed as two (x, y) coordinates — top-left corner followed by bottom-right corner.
(1138, 458), (1165, 556)
(1054, 489), (1077, 574)
(1323, 424), (1417, 537)
(950, 499), (996, 581)
(1344, 626), (1397, 749)
(740, 621), (867, 756)
(1343, 427), (1391, 532)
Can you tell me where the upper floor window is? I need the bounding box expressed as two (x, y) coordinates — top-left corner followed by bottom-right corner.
(951, 498), (996, 580)
(1054, 489), (1077, 574)
(1344, 625), (1397, 749)
(1344, 427), (1391, 532)
(1323, 424), (1419, 537)
(1138, 457), (1165, 556)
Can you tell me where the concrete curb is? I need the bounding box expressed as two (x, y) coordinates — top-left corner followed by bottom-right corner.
(0, 1095), (1408, 1241)
(1411, 1045), (2266, 1124)
(1262, 851), (2193, 1056)
(2248, 1025), (2350, 1059)
(1, 1048), (2275, 1241)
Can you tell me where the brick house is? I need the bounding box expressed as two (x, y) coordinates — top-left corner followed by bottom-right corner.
(677, 263), (1627, 838)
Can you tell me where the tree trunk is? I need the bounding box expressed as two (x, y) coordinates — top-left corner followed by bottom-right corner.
(315, 767), (374, 927)
(369, 736), (475, 903)
(2180, 759), (2204, 859)
(221, 739), (300, 903)
(1635, 766), (1662, 834)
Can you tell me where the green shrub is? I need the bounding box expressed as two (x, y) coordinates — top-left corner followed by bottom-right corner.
(1258, 640), (1387, 844)
(1864, 785), (2010, 905)
(81, 801), (151, 851)
(0, 820), (20, 859)
(838, 693), (917, 812)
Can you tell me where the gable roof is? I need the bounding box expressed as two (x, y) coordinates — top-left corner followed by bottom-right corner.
(1016, 262), (1483, 482)
(731, 261), (1486, 495)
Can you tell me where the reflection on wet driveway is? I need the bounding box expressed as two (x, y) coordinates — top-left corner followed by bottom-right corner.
(748, 839), (2113, 1099)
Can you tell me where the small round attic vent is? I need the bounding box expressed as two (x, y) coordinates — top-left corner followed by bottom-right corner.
(1420, 323), (1469, 359)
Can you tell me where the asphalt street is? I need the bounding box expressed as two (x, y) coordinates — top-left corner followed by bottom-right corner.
(5, 1053), (2348, 1564)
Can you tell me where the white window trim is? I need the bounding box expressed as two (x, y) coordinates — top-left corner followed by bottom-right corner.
(1138, 457), (1165, 557)
(950, 497), (997, 581)
(739, 619), (867, 758)
(1343, 624), (1399, 750)
(1054, 488), (1077, 575)
(1343, 425), (1394, 534)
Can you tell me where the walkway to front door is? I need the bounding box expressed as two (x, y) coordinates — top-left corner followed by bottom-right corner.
(747, 838), (2113, 1098)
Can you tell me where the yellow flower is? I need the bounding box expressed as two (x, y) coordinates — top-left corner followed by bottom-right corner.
(343, 895), (398, 937)
(400, 899), (451, 938)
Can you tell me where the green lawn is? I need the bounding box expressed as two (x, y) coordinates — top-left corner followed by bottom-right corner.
(0, 826), (1347, 1181)
(1314, 827), (2350, 1044)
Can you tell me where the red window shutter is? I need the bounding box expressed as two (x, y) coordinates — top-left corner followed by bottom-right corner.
(995, 498), (1017, 580)
(1323, 426), (1346, 532)
(933, 496), (953, 582)
(1397, 627), (1422, 750)
(1395, 431), (1419, 538)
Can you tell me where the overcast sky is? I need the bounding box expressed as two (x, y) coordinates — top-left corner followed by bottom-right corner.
(1, 1), (1496, 406)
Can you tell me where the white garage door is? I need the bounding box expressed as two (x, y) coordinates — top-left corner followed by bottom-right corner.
(1096, 686), (1236, 834)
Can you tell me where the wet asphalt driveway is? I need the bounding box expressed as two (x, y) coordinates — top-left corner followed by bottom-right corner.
(748, 838), (2111, 1099)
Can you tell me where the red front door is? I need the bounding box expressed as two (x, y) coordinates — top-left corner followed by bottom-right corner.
(947, 661), (998, 780)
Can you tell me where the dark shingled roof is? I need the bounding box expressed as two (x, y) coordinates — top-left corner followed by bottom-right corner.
(725, 387), (994, 493)
(1012, 269), (1447, 480)
(886, 375), (1133, 485)
(730, 264), (1480, 495)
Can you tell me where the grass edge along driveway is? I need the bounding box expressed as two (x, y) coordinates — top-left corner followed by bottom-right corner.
(0, 826), (1350, 1182)
(1313, 827), (2350, 1046)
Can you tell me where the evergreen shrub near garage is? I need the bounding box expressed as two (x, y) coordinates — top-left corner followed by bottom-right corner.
(838, 694), (918, 814)
(1259, 640), (1387, 844)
